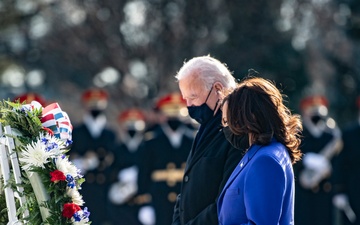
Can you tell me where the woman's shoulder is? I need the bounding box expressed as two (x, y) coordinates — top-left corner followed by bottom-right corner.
(256, 141), (289, 162)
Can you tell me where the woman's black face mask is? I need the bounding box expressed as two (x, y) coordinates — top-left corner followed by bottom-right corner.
(223, 126), (249, 150)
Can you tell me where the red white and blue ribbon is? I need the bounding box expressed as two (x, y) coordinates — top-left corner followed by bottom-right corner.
(41, 103), (73, 141)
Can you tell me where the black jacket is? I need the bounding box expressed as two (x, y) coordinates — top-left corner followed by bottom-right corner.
(172, 111), (246, 225)
(333, 122), (360, 225)
(70, 123), (117, 225)
(137, 124), (194, 225)
(293, 125), (337, 225)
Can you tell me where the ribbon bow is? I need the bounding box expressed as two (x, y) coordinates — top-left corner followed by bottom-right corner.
(41, 103), (73, 141)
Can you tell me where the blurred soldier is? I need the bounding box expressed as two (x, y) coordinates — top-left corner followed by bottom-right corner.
(332, 97), (360, 225)
(70, 88), (117, 225)
(136, 92), (195, 225)
(294, 95), (343, 225)
(13, 92), (47, 106)
(108, 108), (147, 225)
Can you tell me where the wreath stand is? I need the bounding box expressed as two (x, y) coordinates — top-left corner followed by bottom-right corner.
(0, 124), (28, 225)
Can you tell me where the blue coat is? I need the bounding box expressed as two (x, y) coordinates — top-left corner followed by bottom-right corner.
(217, 139), (295, 225)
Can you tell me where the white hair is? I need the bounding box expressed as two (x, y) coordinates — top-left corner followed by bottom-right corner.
(175, 55), (236, 90)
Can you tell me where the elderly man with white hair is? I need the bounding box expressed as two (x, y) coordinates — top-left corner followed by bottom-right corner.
(171, 55), (248, 225)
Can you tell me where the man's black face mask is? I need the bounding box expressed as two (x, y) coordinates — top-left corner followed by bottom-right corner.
(187, 86), (217, 124)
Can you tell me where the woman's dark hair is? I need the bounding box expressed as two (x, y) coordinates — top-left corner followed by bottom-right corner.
(224, 76), (302, 163)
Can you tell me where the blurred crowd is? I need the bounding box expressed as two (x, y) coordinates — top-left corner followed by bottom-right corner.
(14, 89), (360, 225)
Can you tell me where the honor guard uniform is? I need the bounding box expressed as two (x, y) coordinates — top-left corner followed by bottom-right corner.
(13, 92), (47, 106)
(70, 88), (117, 225)
(136, 93), (195, 225)
(332, 96), (360, 225)
(108, 108), (147, 225)
(294, 95), (343, 225)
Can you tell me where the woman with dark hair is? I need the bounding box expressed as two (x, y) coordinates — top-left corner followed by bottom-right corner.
(217, 75), (302, 225)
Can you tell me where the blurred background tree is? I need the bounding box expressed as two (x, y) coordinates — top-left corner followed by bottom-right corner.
(0, 0), (359, 127)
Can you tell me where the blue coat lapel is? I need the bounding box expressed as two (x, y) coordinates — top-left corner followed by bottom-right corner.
(219, 145), (262, 197)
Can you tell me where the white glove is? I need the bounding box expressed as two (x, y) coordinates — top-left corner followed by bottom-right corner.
(303, 152), (330, 171)
(138, 206), (155, 225)
(71, 158), (87, 174)
(333, 193), (350, 209)
(333, 194), (357, 223)
(108, 181), (137, 204)
(300, 153), (331, 189)
(118, 166), (138, 183)
(107, 166), (139, 204)
(83, 151), (100, 170)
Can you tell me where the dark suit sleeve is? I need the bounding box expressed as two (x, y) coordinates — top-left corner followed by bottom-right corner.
(218, 146), (244, 193)
(172, 194), (181, 225)
(183, 146), (243, 225)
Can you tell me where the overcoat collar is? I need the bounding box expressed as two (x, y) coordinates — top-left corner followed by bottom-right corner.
(184, 111), (223, 173)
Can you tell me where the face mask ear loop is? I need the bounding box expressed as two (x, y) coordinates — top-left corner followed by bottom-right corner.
(214, 99), (220, 112)
(204, 86), (214, 104)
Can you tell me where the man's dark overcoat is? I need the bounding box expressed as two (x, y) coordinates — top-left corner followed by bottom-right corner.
(172, 111), (247, 225)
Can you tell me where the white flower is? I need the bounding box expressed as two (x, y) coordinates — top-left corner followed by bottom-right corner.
(71, 209), (90, 225)
(66, 188), (84, 206)
(72, 221), (90, 225)
(71, 218), (90, 225)
(30, 101), (43, 110)
(39, 133), (67, 155)
(20, 104), (32, 112)
(55, 156), (79, 178)
(19, 140), (53, 171)
(20, 101), (42, 112)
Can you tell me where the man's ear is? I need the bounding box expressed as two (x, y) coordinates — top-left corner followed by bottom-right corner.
(214, 82), (224, 93)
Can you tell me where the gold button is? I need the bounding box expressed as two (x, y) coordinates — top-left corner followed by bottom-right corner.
(86, 173), (95, 183)
(97, 174), (106, 184)
(168, 192), (177, 202)
(323, 182), (332, 192)
(167, 162), (176, 169)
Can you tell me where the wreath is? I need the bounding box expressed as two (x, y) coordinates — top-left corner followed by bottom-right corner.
(0, 100), (91, 225)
